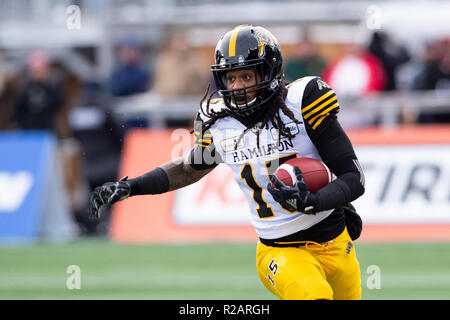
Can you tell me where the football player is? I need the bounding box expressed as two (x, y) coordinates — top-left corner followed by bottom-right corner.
(89, 25), (365, 300)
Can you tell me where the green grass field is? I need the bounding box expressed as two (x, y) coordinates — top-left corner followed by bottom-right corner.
(1, 238), (449, 300)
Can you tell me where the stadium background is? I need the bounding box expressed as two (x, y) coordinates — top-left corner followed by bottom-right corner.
(1, 0), (450, 300)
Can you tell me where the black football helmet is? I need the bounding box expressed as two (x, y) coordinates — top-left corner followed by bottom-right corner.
(211, 25), (284, 117)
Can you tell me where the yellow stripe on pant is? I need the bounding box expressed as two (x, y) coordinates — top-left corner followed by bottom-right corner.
(256, 227), (361, 300)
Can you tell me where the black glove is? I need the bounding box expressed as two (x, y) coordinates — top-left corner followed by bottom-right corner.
(89, 176), (131, 219)
(267, 167), (317, 214)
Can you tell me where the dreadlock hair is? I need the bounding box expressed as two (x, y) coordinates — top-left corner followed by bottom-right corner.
(193, 81), (302, 150)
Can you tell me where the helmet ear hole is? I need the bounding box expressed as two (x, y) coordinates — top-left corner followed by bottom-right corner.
(269, 79), (279, 91)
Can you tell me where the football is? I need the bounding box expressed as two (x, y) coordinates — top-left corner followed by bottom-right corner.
(272, 157), (332, 192)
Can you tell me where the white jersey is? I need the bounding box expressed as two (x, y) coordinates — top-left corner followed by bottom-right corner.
(195, 76), (339, 239)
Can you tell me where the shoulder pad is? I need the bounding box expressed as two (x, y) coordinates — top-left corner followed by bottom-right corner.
(285, 76), (317, 107)
(197, 97), (226, 122)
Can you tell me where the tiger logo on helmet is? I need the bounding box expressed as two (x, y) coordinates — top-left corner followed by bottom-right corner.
(256, 30), (276, 57)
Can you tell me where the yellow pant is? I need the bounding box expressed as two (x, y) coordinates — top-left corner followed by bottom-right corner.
(256, 227), (361, 300)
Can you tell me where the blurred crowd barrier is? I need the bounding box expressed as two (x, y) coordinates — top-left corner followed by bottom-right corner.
(0, 0), (450, 240)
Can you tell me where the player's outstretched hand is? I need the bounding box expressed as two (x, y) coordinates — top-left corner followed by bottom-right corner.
(267, 167), (316, 214)
(89, 176), (131, 219)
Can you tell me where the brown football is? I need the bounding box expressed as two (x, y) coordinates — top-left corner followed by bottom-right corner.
(273, 157), (332, 192)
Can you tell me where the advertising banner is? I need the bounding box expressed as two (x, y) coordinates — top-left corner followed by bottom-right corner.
(0, 132), (76, 243)
(110, 126), (450, 243)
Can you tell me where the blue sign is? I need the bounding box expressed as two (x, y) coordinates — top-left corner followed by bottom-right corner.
(0, 131), (56, 242)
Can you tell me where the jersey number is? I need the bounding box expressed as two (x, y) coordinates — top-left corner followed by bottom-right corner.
(240, 154), (298, 219)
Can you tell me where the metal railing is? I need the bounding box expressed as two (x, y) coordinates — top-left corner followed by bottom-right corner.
(110, 89), (450, 128)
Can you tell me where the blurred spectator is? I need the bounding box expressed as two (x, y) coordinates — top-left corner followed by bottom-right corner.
(413, 38), (450, 123)
(13, 50), (67, 136)
(284, 36), (326, 82)
(368, 31), (410, 91)
(0, 53), (15, 130)
(413, 39), (450, 91)
(0, 78), (16, 131)
(12, 49), (92, 234)
(153, 31), (210, 98)
(0, 52), (4, 96)
(110, 36), (151, 97)
(321, 44), (386, 98)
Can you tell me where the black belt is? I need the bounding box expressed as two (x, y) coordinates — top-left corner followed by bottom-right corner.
(259, 217), (346, 248)
(259, 237), (309, 247)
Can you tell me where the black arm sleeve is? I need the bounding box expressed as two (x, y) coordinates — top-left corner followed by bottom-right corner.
(127, 167), (170, 196)
(300, 77), (365, 212)
(306, 116), (365, 212)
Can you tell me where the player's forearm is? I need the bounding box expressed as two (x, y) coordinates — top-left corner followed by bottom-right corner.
(127, 157), (212, 196)
(161, 157), (213, 191)
(313, 171), (364, 212)
(308, 118), (365, 212)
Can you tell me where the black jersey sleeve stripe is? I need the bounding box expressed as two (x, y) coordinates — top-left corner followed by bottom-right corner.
(193, 113), (214, 148)
(194, 136), (213, 147)
(308, 102), (340, 129)
(194, 131), (212, 137)
(302, 89), (335, 114)
(302, 77), (341, 131)
(189, 112), (221, 170)
(303, 96), (338, 120)
(302, 93), (336, 119)
(197, 138), (213, 144)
